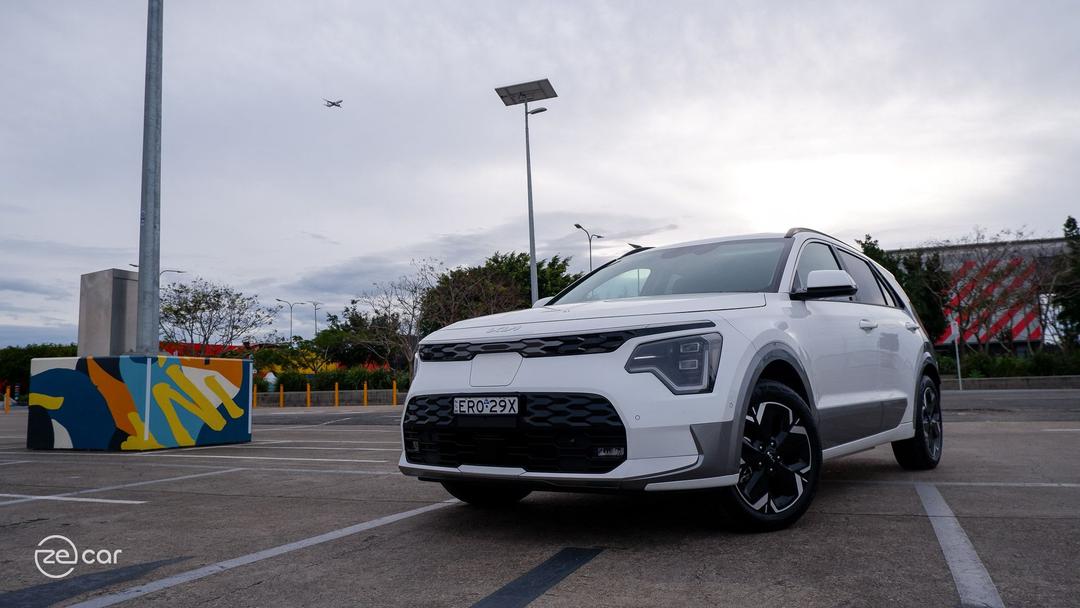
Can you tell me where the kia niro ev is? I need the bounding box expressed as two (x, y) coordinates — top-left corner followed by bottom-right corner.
(400, 228), (943, 530)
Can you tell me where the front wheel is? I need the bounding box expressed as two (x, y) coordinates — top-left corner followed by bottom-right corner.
(891, 375), (943, 470)
(441, 481), (531, 507)
(717, 380), (822, 532)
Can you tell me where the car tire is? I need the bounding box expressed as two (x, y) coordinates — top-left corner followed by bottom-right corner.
(891, 375), (943, 470)
(441, 481), (531, 507)
(717, 380), (822, 532)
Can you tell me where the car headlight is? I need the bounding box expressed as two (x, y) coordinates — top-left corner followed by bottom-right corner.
(624, 333), (723, 395)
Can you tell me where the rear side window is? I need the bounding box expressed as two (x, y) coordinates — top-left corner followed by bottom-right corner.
(838, 250), (887, 306)
(793, 242), (840, 291)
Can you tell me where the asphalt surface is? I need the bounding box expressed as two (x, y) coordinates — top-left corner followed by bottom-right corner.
(0, 390), (1077, 607)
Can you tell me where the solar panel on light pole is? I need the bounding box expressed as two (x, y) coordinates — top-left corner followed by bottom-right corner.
(494, 78), (558, 304)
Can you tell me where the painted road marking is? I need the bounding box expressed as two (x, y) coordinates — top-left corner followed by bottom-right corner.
(916, 483), (1004, 608)
(0, 493), (146, 505)
(159, 445), (400, 452)
(0, 460), (31, 466)
(839, 479), (1080, 488)
(69, 500), (456, 608)
(472, 547), (604, 608)
(0, 468), (242, 506)
(1043, 428), (1080, 432)
(138, 454), (388, 463)
(0, 458), (394, 476)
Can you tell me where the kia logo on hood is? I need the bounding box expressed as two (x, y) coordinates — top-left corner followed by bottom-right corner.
(486, 325), (522, 334)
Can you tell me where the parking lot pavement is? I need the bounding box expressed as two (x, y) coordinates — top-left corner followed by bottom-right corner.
(0, 393), (1078, 608)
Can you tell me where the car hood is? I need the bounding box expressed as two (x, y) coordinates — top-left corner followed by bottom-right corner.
(424, 293), (765, 342)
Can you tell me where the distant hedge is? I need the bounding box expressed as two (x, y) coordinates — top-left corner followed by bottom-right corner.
(271, 367), (410, 392)
(937, 350), (1080, 379)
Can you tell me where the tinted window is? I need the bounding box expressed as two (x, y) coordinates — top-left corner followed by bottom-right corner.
(553, 239), (787, 304)
(793, 242), (840, 291)
(876, 274), (899, 307)
(838, 250), (887, 306)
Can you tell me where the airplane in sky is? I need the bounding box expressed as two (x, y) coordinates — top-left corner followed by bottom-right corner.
(323, 99), (343, 108)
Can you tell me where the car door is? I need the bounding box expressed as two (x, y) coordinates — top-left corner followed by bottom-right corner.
(835, 249), (904, 434)
(867, 267), (925, 431)
(784, 241), (881, 449)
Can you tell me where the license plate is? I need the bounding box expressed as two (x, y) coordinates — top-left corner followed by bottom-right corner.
(453, 396), (519, 415)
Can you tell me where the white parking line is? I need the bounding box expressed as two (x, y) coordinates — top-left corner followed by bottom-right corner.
(0, 460), (31, 466)
(0, 468), (242, 506)
(138, 454), (388, 464)
(1043, 428), (1080, 432)
(0, 493), (146, 505)
(839, 479), (1080, 488)
(0, 458), (395, 476)
(170, 445), (401, 452)
(916, 483), (1004, 608)
(70, 500), (456, 608)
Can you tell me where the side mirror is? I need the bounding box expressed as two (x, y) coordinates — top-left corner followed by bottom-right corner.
(791, 270), (858, 300)
(532, 296), (553, 308)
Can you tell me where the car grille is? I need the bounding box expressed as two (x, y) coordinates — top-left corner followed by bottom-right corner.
(418, 321), (715, 362)
(403, 393), (627, 474)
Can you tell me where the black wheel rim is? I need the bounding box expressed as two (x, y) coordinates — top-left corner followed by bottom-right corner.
(921, 385), (942, 459)
(736, 401), (813, 514)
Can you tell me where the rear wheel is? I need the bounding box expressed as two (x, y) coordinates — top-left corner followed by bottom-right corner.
(441, 481), (531, 507)
(892, 375), (943, 470)
(717, 380), (821, 532)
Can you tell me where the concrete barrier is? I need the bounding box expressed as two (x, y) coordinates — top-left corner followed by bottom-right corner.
(28, 355), (252, 450)
(940, 375), (1080, 391)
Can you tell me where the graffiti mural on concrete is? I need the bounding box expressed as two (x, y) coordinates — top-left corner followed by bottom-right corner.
(28, 356), (252, 450)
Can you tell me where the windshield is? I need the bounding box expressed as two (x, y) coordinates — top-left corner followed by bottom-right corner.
(552, 238), (789, 304)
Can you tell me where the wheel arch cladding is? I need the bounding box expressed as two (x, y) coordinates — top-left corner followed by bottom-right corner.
(711, 345), (817, 476)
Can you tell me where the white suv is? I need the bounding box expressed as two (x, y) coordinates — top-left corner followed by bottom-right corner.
(400, 228), (943, 530)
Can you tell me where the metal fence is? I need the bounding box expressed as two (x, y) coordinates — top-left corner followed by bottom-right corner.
(255, 389), (399, 408)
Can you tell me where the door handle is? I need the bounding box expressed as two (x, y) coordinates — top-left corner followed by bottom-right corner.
(904, 322), (920, 332)
(858, 319), (878, 330)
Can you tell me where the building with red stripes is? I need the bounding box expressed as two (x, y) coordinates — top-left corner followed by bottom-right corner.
(890, 237), (1067, 348)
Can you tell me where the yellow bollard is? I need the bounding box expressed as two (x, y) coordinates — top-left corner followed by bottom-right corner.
(392, 380), (398, 406)
(279, 384), (284, 408)
(252, 384), (258, 409)
(3, 386), (9, 413)
(334, 382), (339, 407)
(306, 383), (311, 408)
(363, 381), (368, 407)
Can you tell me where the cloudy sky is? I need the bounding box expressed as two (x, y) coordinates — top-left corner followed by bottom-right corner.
(1, 0), (1078, 346)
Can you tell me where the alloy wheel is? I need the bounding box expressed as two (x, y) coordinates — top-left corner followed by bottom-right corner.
(737, 401), (814, 514)
(922, 385), (943, 459)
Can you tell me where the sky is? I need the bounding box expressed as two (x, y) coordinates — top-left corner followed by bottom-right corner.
(1, 0), (1078, 346)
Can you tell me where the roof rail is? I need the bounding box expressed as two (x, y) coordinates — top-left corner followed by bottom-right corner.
(784, 227), (845, 242)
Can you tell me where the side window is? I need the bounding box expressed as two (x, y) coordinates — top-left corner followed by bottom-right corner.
(793, 242), (841, 291)
(838, 251), (887, 306)
(876, 274), (899, 308)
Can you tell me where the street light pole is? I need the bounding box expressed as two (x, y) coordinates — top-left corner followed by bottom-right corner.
(135, 0), (164, 355)
(494, 79), (557, 305)
(573, 224), (604, 271)
(524, 101), (539, 304)
(275, 299), (306, 342)
(311, 302), (324, 335)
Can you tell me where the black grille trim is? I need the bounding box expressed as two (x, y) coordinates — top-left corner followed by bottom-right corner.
(403, 393), (627, 473)
(418, 321), (715, 362)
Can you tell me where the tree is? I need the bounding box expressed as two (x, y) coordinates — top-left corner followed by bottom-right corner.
(1052, 216), (1080, 349)
(0, 343), (77, 397)
(857, 235), (950, 342)
(419, 252), (583, 336)
(356, 259), (441, 379)
(159, 278), (280, 356)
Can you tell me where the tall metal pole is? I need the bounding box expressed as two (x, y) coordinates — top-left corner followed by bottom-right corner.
(524, 101), (539, 304)
(135, 0), (163, 354)
(312, 302), (323, 335)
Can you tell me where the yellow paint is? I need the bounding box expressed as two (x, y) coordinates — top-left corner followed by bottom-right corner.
(363, 382), (368, 406)
(279, 384), (284, 408)
(121, 412), (163, 450)
(334, 382), (339, 407)
(252, 383), (257, 409)
(392, 380), (398, 406)
(3, 387), (9, 413)
(306, 383), (311, 408)
(203, 375), (246, 419)
(30, 393), (64, 410)
(150, 364), (238, 446)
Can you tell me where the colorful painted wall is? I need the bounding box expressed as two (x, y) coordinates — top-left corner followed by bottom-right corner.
(28, 356), (252, 450)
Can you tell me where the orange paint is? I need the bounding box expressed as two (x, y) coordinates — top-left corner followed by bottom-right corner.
(86, 357), (138, 436)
